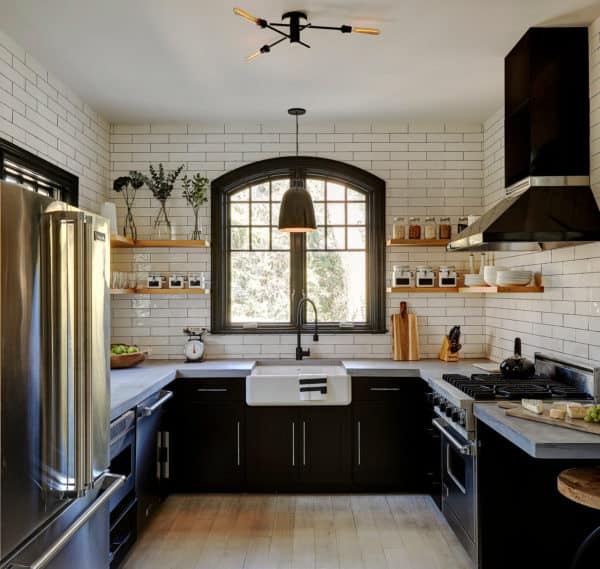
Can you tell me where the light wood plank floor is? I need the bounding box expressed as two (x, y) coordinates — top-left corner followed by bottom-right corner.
(123, 494), (473, 569)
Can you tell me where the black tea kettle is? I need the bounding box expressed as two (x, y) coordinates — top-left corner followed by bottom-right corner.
(499, 337), (535, 379)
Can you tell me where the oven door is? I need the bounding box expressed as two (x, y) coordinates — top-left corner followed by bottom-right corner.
(433, 417), (477, 560)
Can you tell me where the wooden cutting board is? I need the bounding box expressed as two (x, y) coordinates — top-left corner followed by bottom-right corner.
(391, 301), (420, 361)
(498, 402), (600, 436)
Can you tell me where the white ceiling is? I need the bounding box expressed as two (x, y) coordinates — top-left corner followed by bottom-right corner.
(0, 0), (597, 123)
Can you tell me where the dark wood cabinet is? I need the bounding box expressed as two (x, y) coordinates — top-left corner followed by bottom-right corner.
(171, 378), (245, 491)
(352, 378), (426, 490)
(505, 27), (589, 187)
(246, 406), (352, 490)
(246, 406), (298, 489)
(299, 406), (351, 486)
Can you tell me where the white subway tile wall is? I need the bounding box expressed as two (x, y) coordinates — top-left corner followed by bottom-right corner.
(109, 121), (485, 359)
(0, 30), (109, 212)
(483, 17), (600, 366)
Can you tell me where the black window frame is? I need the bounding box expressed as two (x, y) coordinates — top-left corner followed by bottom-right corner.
(211, 156), (386, 334)
(0, 137), (79, 205)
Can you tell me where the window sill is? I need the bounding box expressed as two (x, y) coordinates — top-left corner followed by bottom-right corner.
(210, 326), (388, 335)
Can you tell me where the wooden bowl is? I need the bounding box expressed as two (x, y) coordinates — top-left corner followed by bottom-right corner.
(110, 352), (146, 369)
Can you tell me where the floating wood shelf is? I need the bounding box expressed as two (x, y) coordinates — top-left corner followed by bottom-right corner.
(459, 285), (544, 294)
(110, 288), (209, 295)
(387, 287), (459, 293)
(110, 235), (210, 248)
(387, 239), (450, 247)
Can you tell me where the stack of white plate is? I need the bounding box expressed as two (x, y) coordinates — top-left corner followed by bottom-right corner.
(495, 270), (532, 286)
(464, 274), (486, 286)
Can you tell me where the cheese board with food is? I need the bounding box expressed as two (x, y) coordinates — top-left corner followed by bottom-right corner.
(498, 400), (600, 436)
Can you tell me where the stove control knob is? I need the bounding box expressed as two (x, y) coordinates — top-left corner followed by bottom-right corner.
(445, 405), (454, 418)
(458, 411), (467, 426)
(439, 400), (447, 412)
(451, 410), (461, 422)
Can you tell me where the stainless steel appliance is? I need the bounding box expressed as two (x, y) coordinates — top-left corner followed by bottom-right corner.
(428, 353), (599, 567)
(0, 181), (123, 569)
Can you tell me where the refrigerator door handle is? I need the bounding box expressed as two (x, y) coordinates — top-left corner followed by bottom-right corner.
(8, 473), (125, 569)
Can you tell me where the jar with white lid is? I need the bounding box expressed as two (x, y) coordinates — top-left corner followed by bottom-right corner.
(438, 266), (457, 287)
(392, 265), (414, 287)
(416, 265), (435, 287)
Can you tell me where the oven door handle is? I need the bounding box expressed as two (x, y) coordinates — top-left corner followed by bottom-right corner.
(432, 418), (475, 456)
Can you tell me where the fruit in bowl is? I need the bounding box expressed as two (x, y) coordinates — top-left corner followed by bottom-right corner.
(110, 344), (146, 369)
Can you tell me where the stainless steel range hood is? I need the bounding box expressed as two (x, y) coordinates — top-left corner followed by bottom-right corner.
(446, 176), (600, 252)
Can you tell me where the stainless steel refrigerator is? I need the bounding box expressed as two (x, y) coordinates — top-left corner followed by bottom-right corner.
(0, 181), (123, 569)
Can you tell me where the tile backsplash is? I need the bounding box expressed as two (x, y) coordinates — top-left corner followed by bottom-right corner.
(109, 121), (485, 359)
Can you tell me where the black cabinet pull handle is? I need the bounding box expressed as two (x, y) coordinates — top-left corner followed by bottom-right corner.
(196, 388), (227, 392)
(369, 387), (400, 391)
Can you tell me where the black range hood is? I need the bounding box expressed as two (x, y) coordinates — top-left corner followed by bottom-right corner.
(448, 27), (600, 252)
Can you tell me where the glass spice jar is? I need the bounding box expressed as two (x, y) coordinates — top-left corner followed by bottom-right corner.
(392, 216), (406, 239)
(424, 217), (437, 240)
(408, 217), (421, 240)
(458, 215), (468, 233)
(438, 216), (452, 239)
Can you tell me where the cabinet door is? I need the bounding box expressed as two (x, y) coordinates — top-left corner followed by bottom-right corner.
(136, 402), (164, 533)
(174, 402), (244, 490)
(299, 406), (351, 487)
(246, 407), (298, 489)
(353, 400), (424, 490)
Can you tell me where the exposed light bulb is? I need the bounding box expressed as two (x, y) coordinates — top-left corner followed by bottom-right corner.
(233, 7), (260, 24)
(352, 27), (380, 35)
(246, 50), (262, 62)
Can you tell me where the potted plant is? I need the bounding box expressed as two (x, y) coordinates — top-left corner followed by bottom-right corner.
(182, 174), (209, 239)
(139, 163), (184, 239)
(112, 171), (144, 240)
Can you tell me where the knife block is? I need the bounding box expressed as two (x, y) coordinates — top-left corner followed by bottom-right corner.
(439, 336), (460, 362)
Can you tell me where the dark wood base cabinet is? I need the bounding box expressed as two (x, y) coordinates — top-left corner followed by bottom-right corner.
(477, 421), (600, 569)
(246, 406), (351, 490)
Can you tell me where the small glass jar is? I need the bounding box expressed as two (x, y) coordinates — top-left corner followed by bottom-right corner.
(408, 217), (421, 240)
(458, 216), (468, 233)
(392, 216), (406, 240)
(438, 216), (452, 240)
(424, 216), (437, 240)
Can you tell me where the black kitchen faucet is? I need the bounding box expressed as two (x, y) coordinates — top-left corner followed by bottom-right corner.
(296, 296), (319, 360)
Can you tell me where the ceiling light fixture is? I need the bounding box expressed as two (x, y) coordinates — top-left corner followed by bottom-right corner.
(233, 8), (381, 62)
(278, 108), (316, 233)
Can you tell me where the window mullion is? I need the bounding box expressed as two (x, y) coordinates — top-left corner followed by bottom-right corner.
(290, 232), (305, 324)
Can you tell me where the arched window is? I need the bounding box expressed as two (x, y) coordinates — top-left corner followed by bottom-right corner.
(211, 157), (385, 333)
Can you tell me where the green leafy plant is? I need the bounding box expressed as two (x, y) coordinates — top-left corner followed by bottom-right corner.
(144, 163), (184, 201)
(182, 174), (209, 208)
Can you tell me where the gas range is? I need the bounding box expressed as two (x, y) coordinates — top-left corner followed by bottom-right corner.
(429, 354), (598, 441)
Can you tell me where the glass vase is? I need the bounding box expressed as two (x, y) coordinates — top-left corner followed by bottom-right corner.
(190, 207), (203, 240)
(122, 200), (137, 240)
(153, 199), (173, 240)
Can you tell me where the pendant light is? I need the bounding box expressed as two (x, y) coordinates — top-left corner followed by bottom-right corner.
(278, 108), (317, 232)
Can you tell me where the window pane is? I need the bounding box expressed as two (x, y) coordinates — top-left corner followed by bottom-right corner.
(306, 227), (325, 250)
(231, 188), (249, 201)
(231, 252), (290, 322)
(307, 178), (325, 201)
(231, 227), (249, 250)
(271, 229), (290, 250)
(230, 203), (249, 225)
(307, 252), (366, 322)
(313, 202), (325, 225)
(347, 202), (366, 225)
(251, 227), (270, 250)
(348, 226), (366, 249)
(271, 179), (289, 200)
(347, 188), (365, 201)
(327, 181), (345, 201)
(271, 202), (281, 223)
(251, 183), (269, 201)
(327, 227), (345, 249)
(326, 203), (345, 225)
(251, 203), (270, 225)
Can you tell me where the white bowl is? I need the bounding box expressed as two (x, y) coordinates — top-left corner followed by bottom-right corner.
(483, 266), (499, 286)
(495, 270), (532, 286)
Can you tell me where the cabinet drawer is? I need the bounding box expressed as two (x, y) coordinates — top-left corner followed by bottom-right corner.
(352, 377), (422, 400)
(174, 378), (245, 402)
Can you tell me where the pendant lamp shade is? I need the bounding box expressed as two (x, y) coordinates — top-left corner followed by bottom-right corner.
(278, 108), (316, 233)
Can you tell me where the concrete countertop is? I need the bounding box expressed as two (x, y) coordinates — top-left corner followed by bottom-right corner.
(109, 357), (492, 420)
(474, 402), (600, 459)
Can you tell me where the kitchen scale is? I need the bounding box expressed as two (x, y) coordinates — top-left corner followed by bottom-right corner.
(183, 327), (208, 362)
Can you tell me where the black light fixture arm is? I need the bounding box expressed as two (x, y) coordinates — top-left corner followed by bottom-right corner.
(234, 7), (379, 61)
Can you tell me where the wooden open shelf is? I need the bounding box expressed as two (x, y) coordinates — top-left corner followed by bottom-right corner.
(387, 239), (450, 247)
(459, 285), (544, 294)
(110, 288), (209, 295)
(387, 287), (459, 293)
(110, 235), (210, 248)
